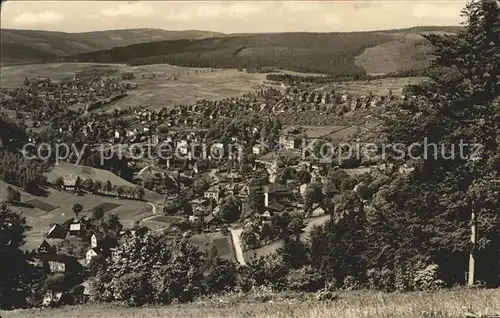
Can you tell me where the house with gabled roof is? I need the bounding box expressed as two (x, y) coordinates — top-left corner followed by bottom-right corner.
(46, 224), (66, 239)
(69, 222), (83, 237)
(204, 186), (222, 202)
(263, 183), (293, 207)
(37, 240), (53, 254)
(35, 253), (83, 274)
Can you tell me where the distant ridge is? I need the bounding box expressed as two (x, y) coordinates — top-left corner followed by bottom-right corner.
(0, 28), (224, 65)
(1, 26), (461, 75)
(59, 26), (460, 76)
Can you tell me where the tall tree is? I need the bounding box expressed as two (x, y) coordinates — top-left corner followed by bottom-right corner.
(72, 203), (83, 219)
(379, 0), (500, 286)
(0, 204), (39, 308)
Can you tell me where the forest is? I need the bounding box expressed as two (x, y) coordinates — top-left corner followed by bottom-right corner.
(63, 31), (424, 76)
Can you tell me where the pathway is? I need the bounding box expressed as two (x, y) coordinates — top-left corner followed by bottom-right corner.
(230, 228), (247, 265)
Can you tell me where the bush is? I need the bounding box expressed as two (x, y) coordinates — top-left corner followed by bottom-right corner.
(367, 267), (395, 292)
(341, 275), (362, 291)
(315, 281), (339, 301)
(204, 258), (237, 294)
(110, 272), (153, 306)
(287, 265), (325, 292)
(413, 264), (444, 291)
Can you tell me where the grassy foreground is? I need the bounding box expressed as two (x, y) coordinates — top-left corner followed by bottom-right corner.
(2, 288), (500, 318)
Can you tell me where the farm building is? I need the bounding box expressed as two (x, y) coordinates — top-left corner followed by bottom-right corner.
(69, 222), (83, 236)
(46, 224), (66, 239)
(35, 253), (82, 274)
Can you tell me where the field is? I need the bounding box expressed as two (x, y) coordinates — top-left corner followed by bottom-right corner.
(354, 35), (430, 75)
(0, 63), (121, 88)
(283, 125), (348, 139)
(47, 162), (163, 203)
(91, 202), (121, 213)
(0, 63), (268, 110)
(321, 76), (428, 96)
(140, 215), (184, 231)
(99, 65), (267, 111)
(245, 239), (285, 261)
(3, 288), (499, 318)
(189, 232), (235, 262)
(0, 181), (152, 251)
(245, 215), (330, 261)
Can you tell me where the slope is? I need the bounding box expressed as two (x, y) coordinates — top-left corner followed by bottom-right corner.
(62, 27), (460, 76)
(0, 29), (223, 65)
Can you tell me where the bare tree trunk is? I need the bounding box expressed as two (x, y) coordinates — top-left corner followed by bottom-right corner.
(468, 209), (477, 286)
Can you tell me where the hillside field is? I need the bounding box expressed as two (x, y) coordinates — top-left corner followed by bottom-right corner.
(46, 161), (163, 203)
(0, 160), (166, 250)
(3, 288), (499, 318)
(0, 181), (152, 251)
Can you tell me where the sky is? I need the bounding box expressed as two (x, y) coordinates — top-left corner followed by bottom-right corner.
(1, 1), (468, 33)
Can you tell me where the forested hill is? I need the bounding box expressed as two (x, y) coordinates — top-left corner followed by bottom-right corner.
(63, 26), (461, 76)
(0, 29), (223, 66)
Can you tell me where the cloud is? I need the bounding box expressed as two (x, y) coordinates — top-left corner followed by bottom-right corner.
(166, 2), (267, 21)
(12, 11), (63, 26)
(100, 3), (154, 18)
(412, 3), (463, 19)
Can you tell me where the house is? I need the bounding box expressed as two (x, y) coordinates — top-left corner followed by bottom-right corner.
(210, 143), (225, 159)
(69, 222), (82, 236)
(252, 144), (266, 155)
(176, 140), (189, 155)
(36, 253), (82, 274)
(310, 203), (327, 217)
(263, 183), (294, 207)
(237, 184), (250, 201)
(46, 224), (66, 239)
(90, 233), (104, 249)
(299, 183), (308, 198)
(224, 183), (238, 196)
(37, 240), (53, 254)
(86, 248), (99, 264)
(62, 178), (76, 191)
(261, 210), (272, 220)
(226, 172), (242, 182)
(279, 127), (304, 150)
(204, 214), (222, 229)
(279, 134), (302, 150)
(266, 201), (285, 213)
(42, 291), (64, 307)
(204, 186), (222, 201)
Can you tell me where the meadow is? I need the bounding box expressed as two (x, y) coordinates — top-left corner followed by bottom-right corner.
(0, 164), (155, 251)
(189, 231), (236, 262)
(3, 288), (499, 318)
(321, 76), (427, 96)
(47, 162), (164, 203)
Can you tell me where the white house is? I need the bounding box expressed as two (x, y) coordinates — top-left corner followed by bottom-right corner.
(253, 144), (266, 155)
(86, 248), (99, 264)
(176, 140), (189, 155)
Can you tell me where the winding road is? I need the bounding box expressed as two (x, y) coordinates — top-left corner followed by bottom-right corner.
(139, 202), (158, 224)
